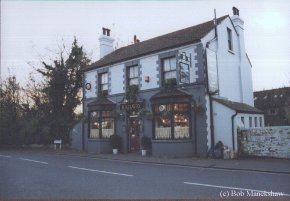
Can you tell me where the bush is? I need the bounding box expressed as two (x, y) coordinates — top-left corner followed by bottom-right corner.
(141, 136), (151, 150)
(109, 134), (122, 149)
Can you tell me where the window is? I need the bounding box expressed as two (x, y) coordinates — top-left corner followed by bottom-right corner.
(241, 116), (245, 127)
(162, 57), (177, 84)
(254, 117), (257, 127)
(227, 28), (233, 51)
(89, 110), (114, 139)
(99, 73), (108, 93)
(249, 117), (252, 128)
(154, 103), (190, 140)
(259, 117), (263, 127)
(128, 66), (138, 86)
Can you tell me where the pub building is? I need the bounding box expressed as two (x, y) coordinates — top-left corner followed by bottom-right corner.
(75, 8), (264, 157)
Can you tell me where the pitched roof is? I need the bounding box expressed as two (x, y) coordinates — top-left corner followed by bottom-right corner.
(87, 97), (116, 107)
(84, 15), (229, 71)
(213, 98), (263, 114)
(150, 87), (191, 101)
(254, 87), (290, 109)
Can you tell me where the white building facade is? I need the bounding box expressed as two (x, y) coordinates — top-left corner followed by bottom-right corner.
(79, 7), (264, 157)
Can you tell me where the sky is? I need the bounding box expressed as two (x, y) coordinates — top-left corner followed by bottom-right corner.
(1, 0), (290, 91)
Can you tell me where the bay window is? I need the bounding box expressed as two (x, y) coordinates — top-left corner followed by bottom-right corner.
(154, 103), (190, 140)
(89, 110), (114, 139)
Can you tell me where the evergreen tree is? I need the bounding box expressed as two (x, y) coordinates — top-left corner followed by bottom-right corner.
(36, 38), (90, 143)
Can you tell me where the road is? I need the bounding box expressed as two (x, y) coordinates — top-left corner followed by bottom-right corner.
(0, 150), (290, 199)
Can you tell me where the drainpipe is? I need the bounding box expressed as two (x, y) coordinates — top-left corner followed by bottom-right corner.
(209, 95), (215, 151)
(231, 111), (238, 151)
(204, 9), (219, 153)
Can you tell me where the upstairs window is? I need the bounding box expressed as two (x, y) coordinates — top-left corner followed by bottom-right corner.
(162, 57), (177, 84)
(128, 65), (138, 86)
(227, 28), (233, 51)
(99, 72), (108, 93)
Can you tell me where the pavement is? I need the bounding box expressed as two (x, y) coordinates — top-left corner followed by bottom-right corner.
(4, 147), (290, 175)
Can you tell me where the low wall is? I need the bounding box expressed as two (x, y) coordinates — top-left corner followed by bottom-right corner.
(238, 127), (290, 159)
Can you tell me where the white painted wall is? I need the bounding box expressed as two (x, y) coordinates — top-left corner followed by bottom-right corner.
(201, 16), (254, 106)
(212, 100), (235, 150)
(84, 70), (97, 99)
(216, 17), (242, 103)
(205, 95), (212, 151)
(110, 63), (125, 94)
(231, 15), (254, 106)
(178, 45), (198, 83)
(213, 99), (265, 152)
(140, 55), (159, 90)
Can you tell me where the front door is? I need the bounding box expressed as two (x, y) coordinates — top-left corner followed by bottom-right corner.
(128, 116), (140, 152)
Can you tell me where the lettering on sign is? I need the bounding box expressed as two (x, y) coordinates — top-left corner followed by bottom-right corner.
(120, 102), (144, 111)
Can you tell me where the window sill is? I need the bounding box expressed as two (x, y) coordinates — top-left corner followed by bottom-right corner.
(152, 139), (192, 143)
(228, 49), (235, 55)
(88, 138), (110, 142)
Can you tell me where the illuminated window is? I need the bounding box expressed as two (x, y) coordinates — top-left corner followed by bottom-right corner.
(89, 110), (114, 139)
(154, 103), (190, 140)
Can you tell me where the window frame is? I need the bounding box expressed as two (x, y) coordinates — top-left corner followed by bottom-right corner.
(241, 116), (245, 127)
(162, 57), (177, 85)
(98, 72), (108, 94)
(249, 117), (253, 128)
(254, 117), (258, 127)
(127, 65), (139, 87)
(153, 102), (191, 140)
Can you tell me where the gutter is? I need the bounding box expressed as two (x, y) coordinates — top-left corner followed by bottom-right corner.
(231, 111), (238, 151)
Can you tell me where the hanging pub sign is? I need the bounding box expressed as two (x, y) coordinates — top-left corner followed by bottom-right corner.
(206, 48), (219, 94)
(178, 52), (191, 84)
(120, 101), (144, 112)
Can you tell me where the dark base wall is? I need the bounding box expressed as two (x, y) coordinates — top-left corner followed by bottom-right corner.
(87, 139), (111, 154)
(152, 140), (194, 157)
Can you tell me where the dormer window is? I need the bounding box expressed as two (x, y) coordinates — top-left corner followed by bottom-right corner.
(227, 28), (233, 51)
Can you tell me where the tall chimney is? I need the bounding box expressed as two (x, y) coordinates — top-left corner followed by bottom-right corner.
(133, 35), (140, 44)
(99, 27), (114, 58)
(232, 7), (239, 16)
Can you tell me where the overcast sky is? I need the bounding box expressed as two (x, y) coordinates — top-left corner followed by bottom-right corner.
(1, 0), (290, 91)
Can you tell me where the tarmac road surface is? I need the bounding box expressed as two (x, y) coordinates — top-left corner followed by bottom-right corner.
(0, 150), (290, 199)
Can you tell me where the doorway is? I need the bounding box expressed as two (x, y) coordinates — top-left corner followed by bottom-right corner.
(128, 116), (140, 152)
